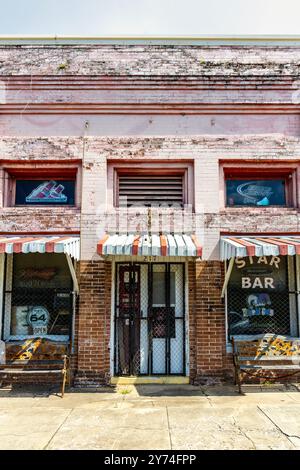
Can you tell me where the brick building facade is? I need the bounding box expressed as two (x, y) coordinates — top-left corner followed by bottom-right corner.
(0, 37), (300, 386)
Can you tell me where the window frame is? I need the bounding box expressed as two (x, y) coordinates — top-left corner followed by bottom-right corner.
(220, 162), (298, 210)
(107, 161), (194, 210)
(2, 163), (81, 208)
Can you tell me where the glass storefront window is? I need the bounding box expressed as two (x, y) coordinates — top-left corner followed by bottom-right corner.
(6, 254), (73, 340)
(15, 180), (75, 205)
(227, 256), (290, 337)
(226, 179), (286, 207)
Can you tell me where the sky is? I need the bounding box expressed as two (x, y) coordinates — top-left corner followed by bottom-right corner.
(0, 0), (300, 36)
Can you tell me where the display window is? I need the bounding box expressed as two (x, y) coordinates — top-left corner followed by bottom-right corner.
(3, 253), (73, 341)
(227, 256), (290, 337)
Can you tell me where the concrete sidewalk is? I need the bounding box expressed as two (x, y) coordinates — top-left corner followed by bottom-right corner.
(0, 383), (299, 450)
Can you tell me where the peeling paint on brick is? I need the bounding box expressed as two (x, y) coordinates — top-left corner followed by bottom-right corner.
(1, 45), (300, 76)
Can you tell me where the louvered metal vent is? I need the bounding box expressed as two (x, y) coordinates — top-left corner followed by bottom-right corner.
(118, 174), (184, 207)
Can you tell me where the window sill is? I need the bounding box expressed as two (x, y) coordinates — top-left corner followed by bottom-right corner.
(220, 206), (298, 213)
(113, 206), (193, 212)
(8, 205), (77, 208)
(5, 335), (70, 342)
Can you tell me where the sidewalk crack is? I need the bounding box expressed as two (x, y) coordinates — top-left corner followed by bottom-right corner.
(232, 416), (256, 450)
(258, 405), (300, 446)
(199, 387), (214, 408)
(165, 406), (173, 450)
(43, 408), (74, 450)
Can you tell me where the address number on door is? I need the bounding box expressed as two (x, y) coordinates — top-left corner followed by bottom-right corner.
(143, 256), (157, 262)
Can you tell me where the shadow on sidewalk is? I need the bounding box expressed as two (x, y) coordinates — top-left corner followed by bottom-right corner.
(0, 383), (116, 398)
(132, 383), (300, 397)
(0, 382), (298, 399)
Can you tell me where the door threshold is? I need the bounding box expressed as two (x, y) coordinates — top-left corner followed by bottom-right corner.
(111, 376), (190, 385)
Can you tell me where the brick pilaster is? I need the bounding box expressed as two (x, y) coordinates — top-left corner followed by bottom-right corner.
(189, 260), (228, 383)
(74, 259), (112, 386)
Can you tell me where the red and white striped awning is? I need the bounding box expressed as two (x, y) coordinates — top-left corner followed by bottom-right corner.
(0, 236), (80, 260)
(97, 234), (202, 257)
(221, 235), (300, 260)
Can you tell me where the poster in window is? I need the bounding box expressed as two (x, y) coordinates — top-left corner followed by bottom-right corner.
(11, 305), (50, 336)
(226, 180), (286, 207)
(11, 306), (30, 335)
(15, 180), (75, 205)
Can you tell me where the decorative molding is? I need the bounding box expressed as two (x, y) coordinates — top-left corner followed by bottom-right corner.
(2, 75), (298, 90)
(1, 102), (300, 115)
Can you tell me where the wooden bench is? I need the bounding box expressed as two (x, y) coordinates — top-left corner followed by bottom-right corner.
(232, 334), (300, 394)
(0, 338), (70, 397)
(0, 355), (69, 397)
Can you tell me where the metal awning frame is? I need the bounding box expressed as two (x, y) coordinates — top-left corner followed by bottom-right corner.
(221, 256), (235, 299)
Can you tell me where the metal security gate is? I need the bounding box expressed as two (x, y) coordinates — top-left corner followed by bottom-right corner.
(114, 262), (185, 376)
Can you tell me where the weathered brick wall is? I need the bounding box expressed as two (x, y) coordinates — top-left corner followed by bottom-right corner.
(2, 115), (299, 139)
(75, 135), (300, 260)
(0, 136), (83, 160)
(1, 46), (300, 137)
(1, 45), (300, 75)
(189, 260), (229, 383)
(0, 137), (82, 234)
(2, 76), (300, 107)
(2, 135), (298, 258)
(0, 135), (300, 260)
(75, 260), (112, 386)
(0, 207), (80, 233)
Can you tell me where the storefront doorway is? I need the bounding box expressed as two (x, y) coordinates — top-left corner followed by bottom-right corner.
(114, 262), (186, 376)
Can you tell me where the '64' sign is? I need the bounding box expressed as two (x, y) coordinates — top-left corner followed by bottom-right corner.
(27, 306), (50, 335)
